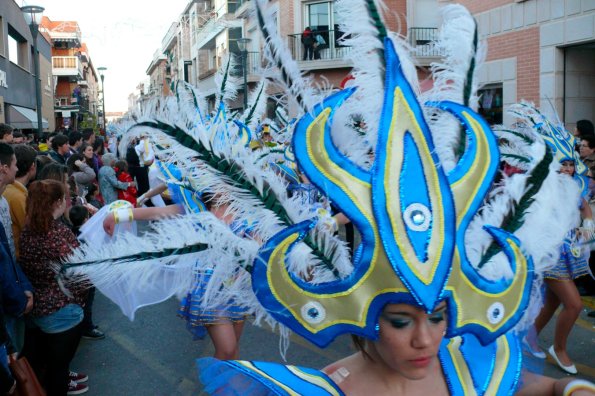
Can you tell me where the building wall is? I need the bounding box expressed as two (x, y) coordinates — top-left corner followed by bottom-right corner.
(0, 0), (53, 131)
(565, 47), (595, 127)
(39, 40), (55, 131)
(453, 0), (515, 15)
(455, 0), (595, 126)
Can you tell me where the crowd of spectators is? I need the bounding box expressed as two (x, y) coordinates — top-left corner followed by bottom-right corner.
(0, 123), (147, 395)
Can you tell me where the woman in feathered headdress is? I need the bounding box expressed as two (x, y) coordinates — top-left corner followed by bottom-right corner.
(510, 104), (595, 375)
(59, 0), (595, 394)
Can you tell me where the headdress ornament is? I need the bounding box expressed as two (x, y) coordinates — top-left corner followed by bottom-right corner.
(508, 102), (589, 195)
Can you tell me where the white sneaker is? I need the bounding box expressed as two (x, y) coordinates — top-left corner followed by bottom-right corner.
(67, 380), (89, 395)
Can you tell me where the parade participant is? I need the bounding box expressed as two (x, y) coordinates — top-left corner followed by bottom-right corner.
(532, 158), (592, 374)
(508, 104), (594, 375)
(194, 2), (593, 395)
(177, 192), (250, 359)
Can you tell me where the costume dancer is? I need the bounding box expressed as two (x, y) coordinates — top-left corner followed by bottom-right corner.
(510, 104), (594, 375)
(177, 192), (251, 359)
(60, 2), (595, 395)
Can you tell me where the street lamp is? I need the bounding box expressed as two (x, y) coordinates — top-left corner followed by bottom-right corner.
(21, 5), (45, 138)
(97, 66), (107, 130)
(237, 37), (251, 110)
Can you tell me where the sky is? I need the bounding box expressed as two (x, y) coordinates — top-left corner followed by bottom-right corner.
(20, 0), (190, 113)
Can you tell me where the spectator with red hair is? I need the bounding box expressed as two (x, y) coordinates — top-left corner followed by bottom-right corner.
(20, 180), (89, 395)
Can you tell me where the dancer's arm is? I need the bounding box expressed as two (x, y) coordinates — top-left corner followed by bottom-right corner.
(517, 372), (595, 396)
(137, 183), (168, 207)
(103, 204), (184, 236)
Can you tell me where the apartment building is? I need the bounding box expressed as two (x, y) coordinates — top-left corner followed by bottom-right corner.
(191, 0), (245, 110)
(41, 17), (101, 131)
(143, 0), (445, 118)
(190, 0), (444, 113)
(146, 49), (169, 99)
(455, 0), (595, 127)
(150, 0), (595, 128)
(0, 0), (52, 132)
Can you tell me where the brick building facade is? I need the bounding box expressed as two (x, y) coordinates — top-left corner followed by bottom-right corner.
(457, 0), (595, 126)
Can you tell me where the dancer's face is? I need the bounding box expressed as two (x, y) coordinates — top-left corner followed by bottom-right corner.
(560, 160), (575, 176)
(367, 302), (447, 380)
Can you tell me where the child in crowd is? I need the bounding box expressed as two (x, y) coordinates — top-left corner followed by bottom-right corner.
(85, 184), (103, 210)
(69, 205), (90, 237)
(114, 160), (138, 207)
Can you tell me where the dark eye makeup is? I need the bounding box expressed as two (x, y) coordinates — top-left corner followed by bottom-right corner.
(381, 306), (447, 329)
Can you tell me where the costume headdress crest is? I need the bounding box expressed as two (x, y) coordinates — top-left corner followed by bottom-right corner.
(252, 38), (532, 348)
(509, 102), (589, 195)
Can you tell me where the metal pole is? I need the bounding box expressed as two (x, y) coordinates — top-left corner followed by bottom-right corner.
(101, 74), (106, 130)
(31, 24), (43, 138)
(242, 50), (248, 110)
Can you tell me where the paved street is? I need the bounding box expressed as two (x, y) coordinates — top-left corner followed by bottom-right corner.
(71, 293), (595, 395)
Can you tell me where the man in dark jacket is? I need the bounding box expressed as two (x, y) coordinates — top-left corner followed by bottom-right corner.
(301, 27), (315, 60)
(0, 291), (16, 395)
(48, 134), (70, 164)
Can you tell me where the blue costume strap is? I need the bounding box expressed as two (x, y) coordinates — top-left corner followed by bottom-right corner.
(439, 332), (522, 396)
(197, 358), (345, 396)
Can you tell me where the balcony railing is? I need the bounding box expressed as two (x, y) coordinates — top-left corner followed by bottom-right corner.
(288, 30), (351, 62)
(408, 27), (442, 57)
(235, 0), (251, 17)
(162, 22), (179, 50)
(195, 1), (240, 46)
(239, 52), (262, 75)
(199, 51), (262, 80)
(52, 56), (83, 79)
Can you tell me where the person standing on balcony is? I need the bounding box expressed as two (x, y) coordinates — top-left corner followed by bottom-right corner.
(301, 27), (315, 61)
(313, 31), (327, 60)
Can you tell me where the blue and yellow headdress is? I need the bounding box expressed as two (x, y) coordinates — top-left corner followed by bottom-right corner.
(249, 35), (562, 395)
(509, 102), (589, 196)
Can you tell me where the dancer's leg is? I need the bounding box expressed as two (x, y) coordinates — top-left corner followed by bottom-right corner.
(534, 283), (561, 335)
(207, 323), (240, 360)
(233, 321), (244, 343)
(547, 279), (583, 366)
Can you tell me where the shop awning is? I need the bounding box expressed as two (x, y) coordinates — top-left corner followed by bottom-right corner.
(7, 105), (48, 130)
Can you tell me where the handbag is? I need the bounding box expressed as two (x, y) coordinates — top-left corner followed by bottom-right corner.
(8, 355), (45, 396)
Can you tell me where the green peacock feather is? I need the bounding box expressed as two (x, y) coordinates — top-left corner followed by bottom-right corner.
(500, 153), (530, 164)
(498, 128), (536, 145)
(132, 120), (340, 274)
(254, 0), (307, 112)
(61, 242), (210, 271)
(217, 56), (234, 108)
(455, 21), (478, 159)
(244, 81), (266, 126)
(478, 147), (553, 267)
